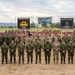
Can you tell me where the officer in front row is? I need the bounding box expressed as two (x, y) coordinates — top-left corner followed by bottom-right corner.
(34, 39), (42, 64)
(1, 41), (8, 64)
(9, 40), (16, 64)
(18, 40), (25, 64)
(60, 40), (67, 64)
(68, 40), (75, 64)
(26, 40), (34, 64)
(44, 38), (52, 64)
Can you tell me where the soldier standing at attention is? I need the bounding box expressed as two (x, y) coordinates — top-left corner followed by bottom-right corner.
(52, 38), (60, 64)
(68, 40), (75, 64)
(44, 38), (52, 64)
(18, 40), (25, 64)
(34, 39), (42, 64)
(1, 41), (8, 64)
(26, 40), (34, 64)
(9, 40), (16, 64)
(60, 40), (67, 64)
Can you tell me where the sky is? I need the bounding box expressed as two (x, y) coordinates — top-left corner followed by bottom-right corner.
(0, 0), (75, 23)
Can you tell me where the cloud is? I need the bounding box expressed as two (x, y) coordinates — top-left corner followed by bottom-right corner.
(0, 0), (75, 22)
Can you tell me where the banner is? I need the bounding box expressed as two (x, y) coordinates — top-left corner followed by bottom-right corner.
(17, 18), (30, 29)
(60, 18), (74, 28)
(38, 17), (52, 27)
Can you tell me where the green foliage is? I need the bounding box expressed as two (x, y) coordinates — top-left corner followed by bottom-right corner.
(51, 23), (60, 28)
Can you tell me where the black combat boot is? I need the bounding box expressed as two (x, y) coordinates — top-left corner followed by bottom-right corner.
(64, 57), (66, 64)
(71, 57), (73, 64)
(6, 59), (8, 64)
(68, 58), (70, 64)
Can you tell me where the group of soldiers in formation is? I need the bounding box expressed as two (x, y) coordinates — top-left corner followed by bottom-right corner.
(0, 30), (75, 64)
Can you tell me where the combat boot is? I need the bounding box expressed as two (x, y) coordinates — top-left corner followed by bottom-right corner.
(68, 58), (70, 64)
(2, 59), (4, 64)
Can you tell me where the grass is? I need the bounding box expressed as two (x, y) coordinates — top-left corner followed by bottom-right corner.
(0, 27), (75, 32)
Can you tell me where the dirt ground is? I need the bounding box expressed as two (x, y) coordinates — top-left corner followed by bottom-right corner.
(0, 50), (75, 75)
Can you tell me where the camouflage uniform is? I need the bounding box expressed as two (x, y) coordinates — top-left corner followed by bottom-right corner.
(18, 41), (25, 64)
(0, 34), (2, 46)
(44, 39), (52, 64)
(62, 36), (70, 45)
(9, 40), (16, 64)
(26, 41), (34, 64)
(53, 40), (60, 64)
(60, 41), (67, 64)
(68, 40), (75, 64)
(1, 42), (8, 64)
(34, 39), (42, 64)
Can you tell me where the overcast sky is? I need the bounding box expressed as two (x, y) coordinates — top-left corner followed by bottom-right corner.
(0, 0), (75, 23)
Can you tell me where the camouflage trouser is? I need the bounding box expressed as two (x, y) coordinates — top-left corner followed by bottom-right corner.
(2, 53), (8, 64)
(27, 52), (33, 63)
(60, 52), (66, 64)
(68, 52), (74, 64)
(10, 52), (16, 63)
(44, 51), (51, 64)
(0, 40), (2, 46)
(53, 50), (59, 63)
(35, 52), (41, 63)
(18, 52), (24, 64)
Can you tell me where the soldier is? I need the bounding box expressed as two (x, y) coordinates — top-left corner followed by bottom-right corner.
(34, 39), (42, 64)
(18, 40), (25, 64)
(26, 40), (34, 64)
(60, 40), (67, 64)
(1, 41), (8, 64)
(9, 40), (16, 64)
(0, 34), (2, 46)
(68, 40), (75, 64)
(44, 38), (52, 64)
(62, 35), (70, 45)
(15, 35), (19, 46)
(53, 38), (60, 64)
